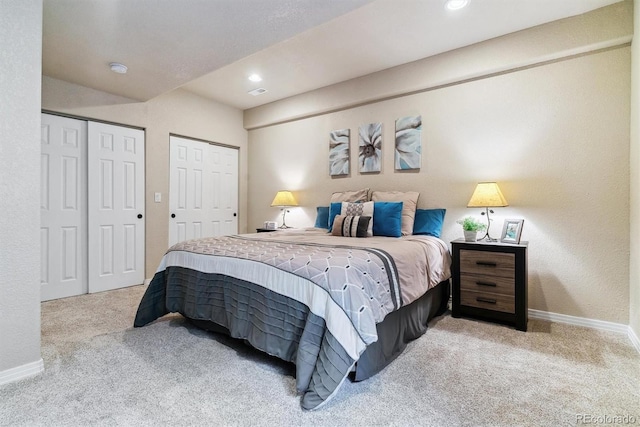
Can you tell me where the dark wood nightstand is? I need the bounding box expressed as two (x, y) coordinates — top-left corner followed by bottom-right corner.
(451, 239), (528, 331)
(255, 228), (278, 233)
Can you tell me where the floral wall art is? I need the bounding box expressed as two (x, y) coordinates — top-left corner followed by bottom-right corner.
(329, 116), (421, 176)
(359, 122), (382, 173)
(395, 115), (422, 170)
(329, 128), (350, 176)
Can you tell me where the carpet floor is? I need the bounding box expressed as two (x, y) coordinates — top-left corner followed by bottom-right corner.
(1, 284), (638, 426)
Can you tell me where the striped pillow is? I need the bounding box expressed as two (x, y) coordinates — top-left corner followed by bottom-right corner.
(331, 215), (371, 238)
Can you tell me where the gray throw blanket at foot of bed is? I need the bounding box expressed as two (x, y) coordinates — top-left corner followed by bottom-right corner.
(135, 268), (356, 409)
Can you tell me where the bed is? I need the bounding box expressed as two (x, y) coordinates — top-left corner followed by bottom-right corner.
(134, 191), (451, 410)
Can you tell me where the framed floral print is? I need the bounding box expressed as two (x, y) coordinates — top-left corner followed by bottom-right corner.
(359, 122), (382, 173)
(395, 115), (421, 170)
(329, 129), (350, 176)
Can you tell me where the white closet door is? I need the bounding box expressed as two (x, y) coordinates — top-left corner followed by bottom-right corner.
(40, 114), (88, 301)
(88, 122), (145, 293)
(209, 143), (239, 236)
(169, 136), (238, 247)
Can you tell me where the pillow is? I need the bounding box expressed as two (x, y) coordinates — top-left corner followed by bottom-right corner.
(372, 201), (403, 237)
(314, 206), (330, 229)
(341, 201), (374, 236)
(331, 215), (371, 238)
(413, 208), (446, 238)
(330, 188), (370, 203)
(371, 191), (419, 236)
(328, 202), (343, 231)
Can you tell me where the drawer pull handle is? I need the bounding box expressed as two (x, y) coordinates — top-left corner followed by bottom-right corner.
(476, 297), (497, 304)
(476, 281), (497, 287)
(476, 261), (497, 267)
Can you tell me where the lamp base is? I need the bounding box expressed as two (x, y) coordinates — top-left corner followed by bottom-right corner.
(479, 235), (499, 242)
(478, 207), (499, 242)
(279, 209), (292, 229)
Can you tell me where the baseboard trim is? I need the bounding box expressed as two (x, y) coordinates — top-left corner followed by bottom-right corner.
(0, 358), (44, 386)
(528, 309), (640, 354)
(144, 278), (152, 286)
(528, 309), (629, 334)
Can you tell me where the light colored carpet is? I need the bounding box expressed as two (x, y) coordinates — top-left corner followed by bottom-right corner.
(1, 285), (638, 426)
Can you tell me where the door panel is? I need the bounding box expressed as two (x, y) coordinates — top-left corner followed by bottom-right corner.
(40, 114), (88, 301)
(169, 136), (238, 247)
(220, 147), (239, 235)
(88, 122), (145, 293)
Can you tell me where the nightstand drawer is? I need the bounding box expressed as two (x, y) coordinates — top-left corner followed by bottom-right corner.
(460, 289), (515, 314)
(460, 273), (515, 296)
(459, 250), (515, 279)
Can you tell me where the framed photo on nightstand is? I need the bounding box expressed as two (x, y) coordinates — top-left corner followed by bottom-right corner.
(501, 219), (524, 244)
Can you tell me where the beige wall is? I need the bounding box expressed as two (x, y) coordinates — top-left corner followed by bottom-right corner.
(247, 5), (632, 324)
(630, 0), (639, 341)
(42, 78), (248, 278)
(0, 0), (43, 374)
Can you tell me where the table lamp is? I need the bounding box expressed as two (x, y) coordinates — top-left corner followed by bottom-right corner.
(467, 182), (508, 241)
(271, 190), (298, 229)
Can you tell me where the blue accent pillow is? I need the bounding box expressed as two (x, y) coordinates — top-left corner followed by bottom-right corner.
(373, 201), (403, 237)
(328, 202), (343, 231)
(314, 206), (330, 229)
(413, 208), (446, 238)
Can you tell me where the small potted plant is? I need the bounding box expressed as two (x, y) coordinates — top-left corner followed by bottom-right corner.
(457, 216), (487, 242)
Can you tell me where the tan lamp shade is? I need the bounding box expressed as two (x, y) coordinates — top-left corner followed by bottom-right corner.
(271, 190), (298, 207)
(467, 182), (508, 208)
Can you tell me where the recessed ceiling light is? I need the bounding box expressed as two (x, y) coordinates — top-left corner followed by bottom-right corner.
(445, 0), (469, 11)
(248, 74), (262, 82)
(109, 62), (128, 74)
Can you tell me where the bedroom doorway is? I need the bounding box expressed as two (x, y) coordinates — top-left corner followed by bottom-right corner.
(168, 135), (238, 247)
(40, 113), (145, 301)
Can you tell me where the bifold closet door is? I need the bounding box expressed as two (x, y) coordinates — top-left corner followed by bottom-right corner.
(40, 114), (88, 301)
(88, 122), (145, 293)
(168, 136), (238, 247)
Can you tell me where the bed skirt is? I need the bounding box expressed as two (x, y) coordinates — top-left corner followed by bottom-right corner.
(188, 278), (450, 383)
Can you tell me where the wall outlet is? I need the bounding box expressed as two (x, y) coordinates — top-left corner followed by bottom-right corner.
(154, 192), (161, 203)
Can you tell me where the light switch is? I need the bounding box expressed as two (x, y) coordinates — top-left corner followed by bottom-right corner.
(154, 192), (161, 203)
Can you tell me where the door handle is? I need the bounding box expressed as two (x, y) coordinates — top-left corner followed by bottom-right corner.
(137, 214), (143, 219)
(171, 213), (176, 218)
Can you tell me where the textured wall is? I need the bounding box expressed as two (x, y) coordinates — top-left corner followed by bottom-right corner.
(0, 0), (43, 372)
(41, 79), (248, 278)
(630, 0), (640, 341)
(247, 25), (631, 322)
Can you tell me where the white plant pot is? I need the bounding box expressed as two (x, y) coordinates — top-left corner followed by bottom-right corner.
(463, 230), (478, 242)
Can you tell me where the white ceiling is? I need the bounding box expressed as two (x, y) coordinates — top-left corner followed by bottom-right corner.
(42, 0), (622, 110)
